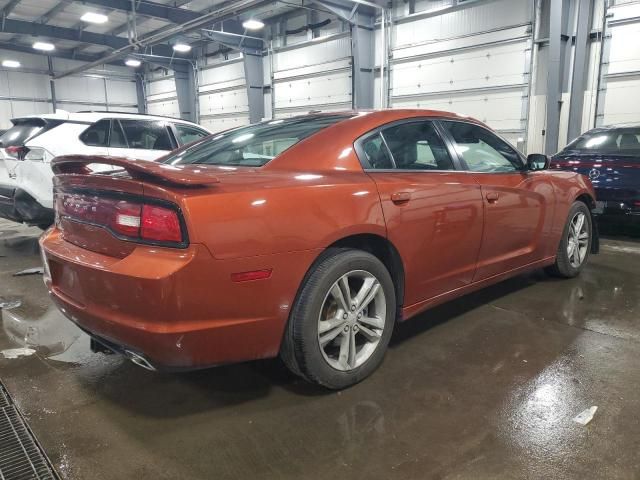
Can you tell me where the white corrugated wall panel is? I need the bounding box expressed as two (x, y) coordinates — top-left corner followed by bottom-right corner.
(393, 0), (531, 47)
(391, 41), (529, 97)
(389, 0), (532, 142)
(198, 59), (249, 129)
(272, 34), (352, 116)
(54, 76), (107, 104)
(199, 115), (250, 133)
(146, 75), (180, 118)
(598, 1), (640, 126)
(106, 79), (138, 104)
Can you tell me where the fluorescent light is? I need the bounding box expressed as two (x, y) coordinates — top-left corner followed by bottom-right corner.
(33, 42), (55, 51)
(172, 43), (191, 53)
(2, 60), (20, 68)
(125, 58), (141, 67)
(242, 19), (264, 30)
(80, 12), (108, 24)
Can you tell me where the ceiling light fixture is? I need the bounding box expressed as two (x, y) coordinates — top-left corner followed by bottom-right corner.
(125, 58), (141, 67)
(172, 42), (191, 53)
(80, 12), (108, 24)
(33, 42), (55, 51)
(2, 60), (21, 68)
(242, 19), (264, 30)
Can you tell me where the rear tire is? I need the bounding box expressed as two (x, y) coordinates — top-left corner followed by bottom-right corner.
(545, 201), (592, 278)
(281, 249), (396, 389)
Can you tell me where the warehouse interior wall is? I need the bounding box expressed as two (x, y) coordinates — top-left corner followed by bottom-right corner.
(4, 0), (640, 155)
(0, 48), (138, 129)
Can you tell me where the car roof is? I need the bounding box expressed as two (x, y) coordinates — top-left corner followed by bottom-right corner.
(11, 110), (206, 127)
(590, 122), (640, 131)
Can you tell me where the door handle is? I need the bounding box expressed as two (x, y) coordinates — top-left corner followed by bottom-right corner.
(391, 191), (411, 204)
(486, 192), (500, 203)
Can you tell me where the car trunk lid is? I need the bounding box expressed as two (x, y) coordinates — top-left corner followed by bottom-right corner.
(51, 155), (224, 258)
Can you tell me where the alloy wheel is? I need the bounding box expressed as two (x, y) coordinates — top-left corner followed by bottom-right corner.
(567, 212), (589, 268)
(317, 270), (387, 371)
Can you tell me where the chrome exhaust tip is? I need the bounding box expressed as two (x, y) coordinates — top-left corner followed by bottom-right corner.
(124, 350), (156, 371)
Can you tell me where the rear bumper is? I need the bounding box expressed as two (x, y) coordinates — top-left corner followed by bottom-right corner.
(40, 228), (317, 370)
(14, 188), (54, 226)
(0, 184), (22, 222)
(593, 188), (640, 217)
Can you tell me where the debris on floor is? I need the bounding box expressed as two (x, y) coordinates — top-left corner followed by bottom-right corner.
(13, 267), (44, 276)
(573, 406), (598, 425)
(0, 297), (22, 310)
(1, 347), (36, 359)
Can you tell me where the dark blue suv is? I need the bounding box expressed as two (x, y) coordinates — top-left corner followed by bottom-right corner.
(551, 124), (640, 220)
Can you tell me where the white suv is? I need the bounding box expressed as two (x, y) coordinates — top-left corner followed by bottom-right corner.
(0, 111), (211, 227)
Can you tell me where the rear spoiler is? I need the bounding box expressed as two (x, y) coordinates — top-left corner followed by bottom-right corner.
(51, 155), (220, 187)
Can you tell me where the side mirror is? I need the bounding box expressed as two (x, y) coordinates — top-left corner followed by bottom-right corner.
(526, 153), (550, 171)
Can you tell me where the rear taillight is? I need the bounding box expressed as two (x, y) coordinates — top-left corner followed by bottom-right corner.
(55, 191), (186, 246)
(4, 145), (29, 160)
(141, 205), (182, 243)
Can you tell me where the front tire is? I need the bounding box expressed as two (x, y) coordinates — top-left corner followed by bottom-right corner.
(545, 201), (592, 278)
(281, 249), (396, 389)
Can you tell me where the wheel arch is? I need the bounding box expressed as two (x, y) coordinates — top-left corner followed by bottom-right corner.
(326, 234), (405, 314)
(285, 233), (405, 337)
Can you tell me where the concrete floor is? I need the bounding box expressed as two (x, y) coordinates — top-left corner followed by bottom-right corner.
(1, 219), (639, 480)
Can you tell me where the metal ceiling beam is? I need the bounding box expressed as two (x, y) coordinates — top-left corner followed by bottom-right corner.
(74, 0), (196, 56)
(0, 41), (120, 65)
(53, 0), (271, 79)
(200, 29), (264, 54)
(0, 18), (175, 57)
(36, 0), (73, 24)
(0, 0), (22, 17)
(80, 0), (200, 24)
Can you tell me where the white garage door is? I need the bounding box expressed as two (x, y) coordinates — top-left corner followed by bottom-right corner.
(272, 33), (353, 117)
(198, 59), (250, 133)
(597, 1), (640, 126)
(388, 0), (533, 145)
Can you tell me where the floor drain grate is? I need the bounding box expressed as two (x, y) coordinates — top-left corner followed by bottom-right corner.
(0, 384), (58, 480)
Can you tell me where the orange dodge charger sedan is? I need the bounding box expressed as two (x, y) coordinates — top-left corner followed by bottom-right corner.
(40, 110), (598, 389)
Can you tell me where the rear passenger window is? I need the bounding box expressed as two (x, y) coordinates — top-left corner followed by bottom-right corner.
(109, 120), (128, 148)
(119, 120), (174, 151)
(361, 134), (394, 169)
(80, 120), (109, 147)
(380, 121), (454, 170)
(174, 124), (209, 145)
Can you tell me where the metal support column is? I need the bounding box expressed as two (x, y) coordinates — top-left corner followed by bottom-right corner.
(47, 56), (57, 112)
(567, 0), (593, 142)
(243, 53), (265, 123)
(544, 0), (568, 154)
(351, 12), (375, 109)
(173, 62), (197, 122)
(136, 74), (147, 114)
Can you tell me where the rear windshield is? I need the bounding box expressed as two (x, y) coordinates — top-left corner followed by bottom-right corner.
(562, 127), (640, 155)
(163, 114), (352, 167)
(0, 119), (60, 147)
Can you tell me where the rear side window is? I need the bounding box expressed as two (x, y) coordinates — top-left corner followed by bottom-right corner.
(119, 120), (174, 151)
(109, 121), (128, 148)
(441, 121), (522, 172)
(163, 114), (352, 167)
(0, 119), (60, 147)
(563, 128), (640, 155)
(382, 121), (454, 170)
(80, 119), (110, 147)
(361, 134), (395, 169)
(174, 124), (209, 145)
